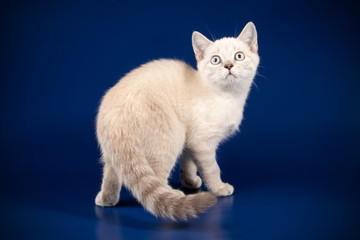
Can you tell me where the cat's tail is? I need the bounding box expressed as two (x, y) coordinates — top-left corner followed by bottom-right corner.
(118, 152), (217, 221)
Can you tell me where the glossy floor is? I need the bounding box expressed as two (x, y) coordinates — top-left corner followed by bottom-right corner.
(2, 180), (359, 240)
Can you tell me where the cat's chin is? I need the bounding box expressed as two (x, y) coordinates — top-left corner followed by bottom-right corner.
(216, 74), (238, 90)
(225, 74), (237, 82)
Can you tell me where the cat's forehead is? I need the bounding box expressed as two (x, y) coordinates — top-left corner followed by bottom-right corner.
(207, 37), (249, 55)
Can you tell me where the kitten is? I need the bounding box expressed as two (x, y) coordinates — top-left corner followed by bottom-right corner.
(95, 22), (259, 220)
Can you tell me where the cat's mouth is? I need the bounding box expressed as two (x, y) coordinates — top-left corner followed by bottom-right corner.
(225, 72), (236, 80)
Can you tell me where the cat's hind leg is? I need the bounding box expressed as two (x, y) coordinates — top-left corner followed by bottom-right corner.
(95, 161), (121, 207)
(180, 149), (202, 189)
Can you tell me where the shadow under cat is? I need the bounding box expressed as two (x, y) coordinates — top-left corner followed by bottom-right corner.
(95, 191), (234, 240)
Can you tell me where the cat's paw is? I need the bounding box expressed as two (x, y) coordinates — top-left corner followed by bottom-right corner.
(181, 175), (202, 189)
(211, 183), (234, 197)
(95, 191), (119, 207)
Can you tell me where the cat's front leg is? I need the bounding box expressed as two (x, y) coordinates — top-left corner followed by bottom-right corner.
(192, 147), (234, 197)
(180, 148), (202, 189)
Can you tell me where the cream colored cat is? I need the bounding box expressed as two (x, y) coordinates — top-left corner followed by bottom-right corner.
(95, 22), (259, 220)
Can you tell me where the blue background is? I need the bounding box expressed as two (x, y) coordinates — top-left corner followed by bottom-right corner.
(1, 0), (359, 239)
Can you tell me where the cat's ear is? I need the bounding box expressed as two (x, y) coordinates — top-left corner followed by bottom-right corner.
(192, 31), (213, 61)
(237, 22), (258, 52)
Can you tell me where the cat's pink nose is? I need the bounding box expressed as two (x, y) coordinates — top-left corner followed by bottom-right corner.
(224, 64), (233, 70)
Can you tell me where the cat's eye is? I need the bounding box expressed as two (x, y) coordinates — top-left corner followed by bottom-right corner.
(234, 52), (245, 61)
(210, 55), (221, 65)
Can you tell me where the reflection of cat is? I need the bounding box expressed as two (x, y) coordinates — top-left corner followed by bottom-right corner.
(95, 22), (259, 220)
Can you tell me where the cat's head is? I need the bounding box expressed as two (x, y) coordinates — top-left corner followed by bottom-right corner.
(192, 22), (259, 92)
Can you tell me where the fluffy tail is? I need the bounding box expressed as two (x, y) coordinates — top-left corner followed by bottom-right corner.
(118, 153), (217, 221)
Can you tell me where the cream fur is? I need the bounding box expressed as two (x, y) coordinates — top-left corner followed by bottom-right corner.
(95, 22), (260, 220)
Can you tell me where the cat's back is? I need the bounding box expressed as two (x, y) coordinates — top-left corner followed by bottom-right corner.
(126, 59), (195, 84)
(107, 59), (195, 100)
(98, 59), (197, 122)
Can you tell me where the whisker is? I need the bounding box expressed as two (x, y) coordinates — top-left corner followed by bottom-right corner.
(205, 24), (216, 41)
(256, 72), (268, 81)
(252, 80), (259, 92)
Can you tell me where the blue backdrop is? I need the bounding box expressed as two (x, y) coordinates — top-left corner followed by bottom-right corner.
(1, 0), (359, 239)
